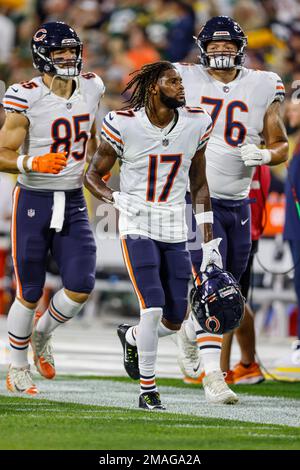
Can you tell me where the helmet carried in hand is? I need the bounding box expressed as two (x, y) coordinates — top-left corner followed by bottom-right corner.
(190, 264), (245, 334)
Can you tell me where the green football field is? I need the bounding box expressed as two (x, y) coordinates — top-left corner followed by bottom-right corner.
(0, 376), (299, 450)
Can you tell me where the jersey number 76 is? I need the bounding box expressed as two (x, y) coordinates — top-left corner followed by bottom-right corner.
(201, 97), (248, 147)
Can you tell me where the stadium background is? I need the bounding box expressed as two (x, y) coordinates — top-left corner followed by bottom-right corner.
(0, 0), (300, 380)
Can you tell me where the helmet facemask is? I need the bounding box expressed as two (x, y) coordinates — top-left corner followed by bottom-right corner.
(196, 37), (247, 70)
(33, 42), (82, 78)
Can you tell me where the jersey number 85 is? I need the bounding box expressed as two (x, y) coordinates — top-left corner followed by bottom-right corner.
(51, 114), (90, 160)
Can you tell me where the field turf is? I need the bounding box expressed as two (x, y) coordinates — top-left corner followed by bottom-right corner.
(0, 376), (299, 450)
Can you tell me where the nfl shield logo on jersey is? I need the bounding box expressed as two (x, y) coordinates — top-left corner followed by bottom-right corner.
(27, 208), (35, 218)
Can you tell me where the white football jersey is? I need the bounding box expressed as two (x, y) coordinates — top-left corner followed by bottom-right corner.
(3, 73), (105, 190)
(101, 107), (212, 242)
(175, 63), (285, 199)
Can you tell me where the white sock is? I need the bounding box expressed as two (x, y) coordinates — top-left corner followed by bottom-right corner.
(136, 307), (162, 394)
(36, 289), (86, 334)
(194, 316), (222, 375)
(183, 312), (197, 341)
(157, 322), (176, 338)
(7, 299), (35, 368)
(125, 326), (138, 346)
(201, 350), (222, 375)
(126, 321), (175, 346)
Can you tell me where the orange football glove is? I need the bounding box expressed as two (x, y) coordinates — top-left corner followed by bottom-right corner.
(31, 152), (67, 174)
(102, 171), (112, 183)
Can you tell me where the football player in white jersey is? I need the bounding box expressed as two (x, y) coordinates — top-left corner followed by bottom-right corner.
(84, 61), (235, 409)
(0, 22), (105, 394)
(174, 16), (288, 397)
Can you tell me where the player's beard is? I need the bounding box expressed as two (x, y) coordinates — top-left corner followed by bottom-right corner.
(159, 90), (185, 109)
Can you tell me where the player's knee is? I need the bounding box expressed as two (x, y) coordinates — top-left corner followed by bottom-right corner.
(22, 286), (43, 305)
(164, 298), (189, 324)
(64, 289), (90, 304)
(17, 296), (39, 310)
(162, 317), (182, 331)
(64, 272), (95, 295)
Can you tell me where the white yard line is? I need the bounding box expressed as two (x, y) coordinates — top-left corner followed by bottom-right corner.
(0, 379), (299, 429)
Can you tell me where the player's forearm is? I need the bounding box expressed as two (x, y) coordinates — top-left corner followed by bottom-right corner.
(190, 181), (213, 243)
(0, 148), (29, 174)
(87, 135), (99, 163)
(84, 167), (113, 202)
(267, 141), (289, 166)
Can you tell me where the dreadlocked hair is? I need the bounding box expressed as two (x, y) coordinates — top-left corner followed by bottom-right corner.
(122, 61), (175, 112)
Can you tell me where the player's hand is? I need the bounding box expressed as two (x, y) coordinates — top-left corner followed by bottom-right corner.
(112, 191), (140, 217)
(240, 144), (271, 167)
(201, 237), (223, 272)
(31, 152), (67, 174)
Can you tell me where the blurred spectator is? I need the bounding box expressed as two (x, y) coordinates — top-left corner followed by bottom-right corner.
(124, 25), (160, 71)
(0, 6), (15, 64)
(0, 173), (14, 315)
(233, 0), (267, 31)
(68, 0), (103, 31)
(36, 0), (72, 23)
(0, 174), (13, 227)
(164, 0), (196, 61)
(106, 0), (146, 36)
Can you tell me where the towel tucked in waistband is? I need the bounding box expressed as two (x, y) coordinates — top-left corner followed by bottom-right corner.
(50, 191), (66, 232)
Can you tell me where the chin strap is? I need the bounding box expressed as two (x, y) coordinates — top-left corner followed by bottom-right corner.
(46, 74), (78, 96)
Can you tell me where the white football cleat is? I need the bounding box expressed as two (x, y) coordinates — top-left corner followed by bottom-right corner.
(176, 323), (202, 379)
(203, 370), (238, 404)
(6, 365), (38, 395)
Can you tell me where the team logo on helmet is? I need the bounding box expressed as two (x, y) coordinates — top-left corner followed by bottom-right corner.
(33, 29), (47, 42)
(205, 316), (221, 333)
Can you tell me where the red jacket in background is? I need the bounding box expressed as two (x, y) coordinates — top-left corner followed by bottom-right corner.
(249, 166), (271, 241)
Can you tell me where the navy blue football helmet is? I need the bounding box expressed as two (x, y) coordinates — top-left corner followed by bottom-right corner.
(196, 16), (247, 69)
(190, 264), (245, 335)
(31, 22), (82, 77)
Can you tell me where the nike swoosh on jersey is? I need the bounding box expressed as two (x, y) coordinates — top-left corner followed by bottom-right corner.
(78, 207), (86, 211)
(109, 112), (114, 121)
(241, 218), (249, 226)
(193, 363), (201, 373)
(11, 87), (18, 92)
